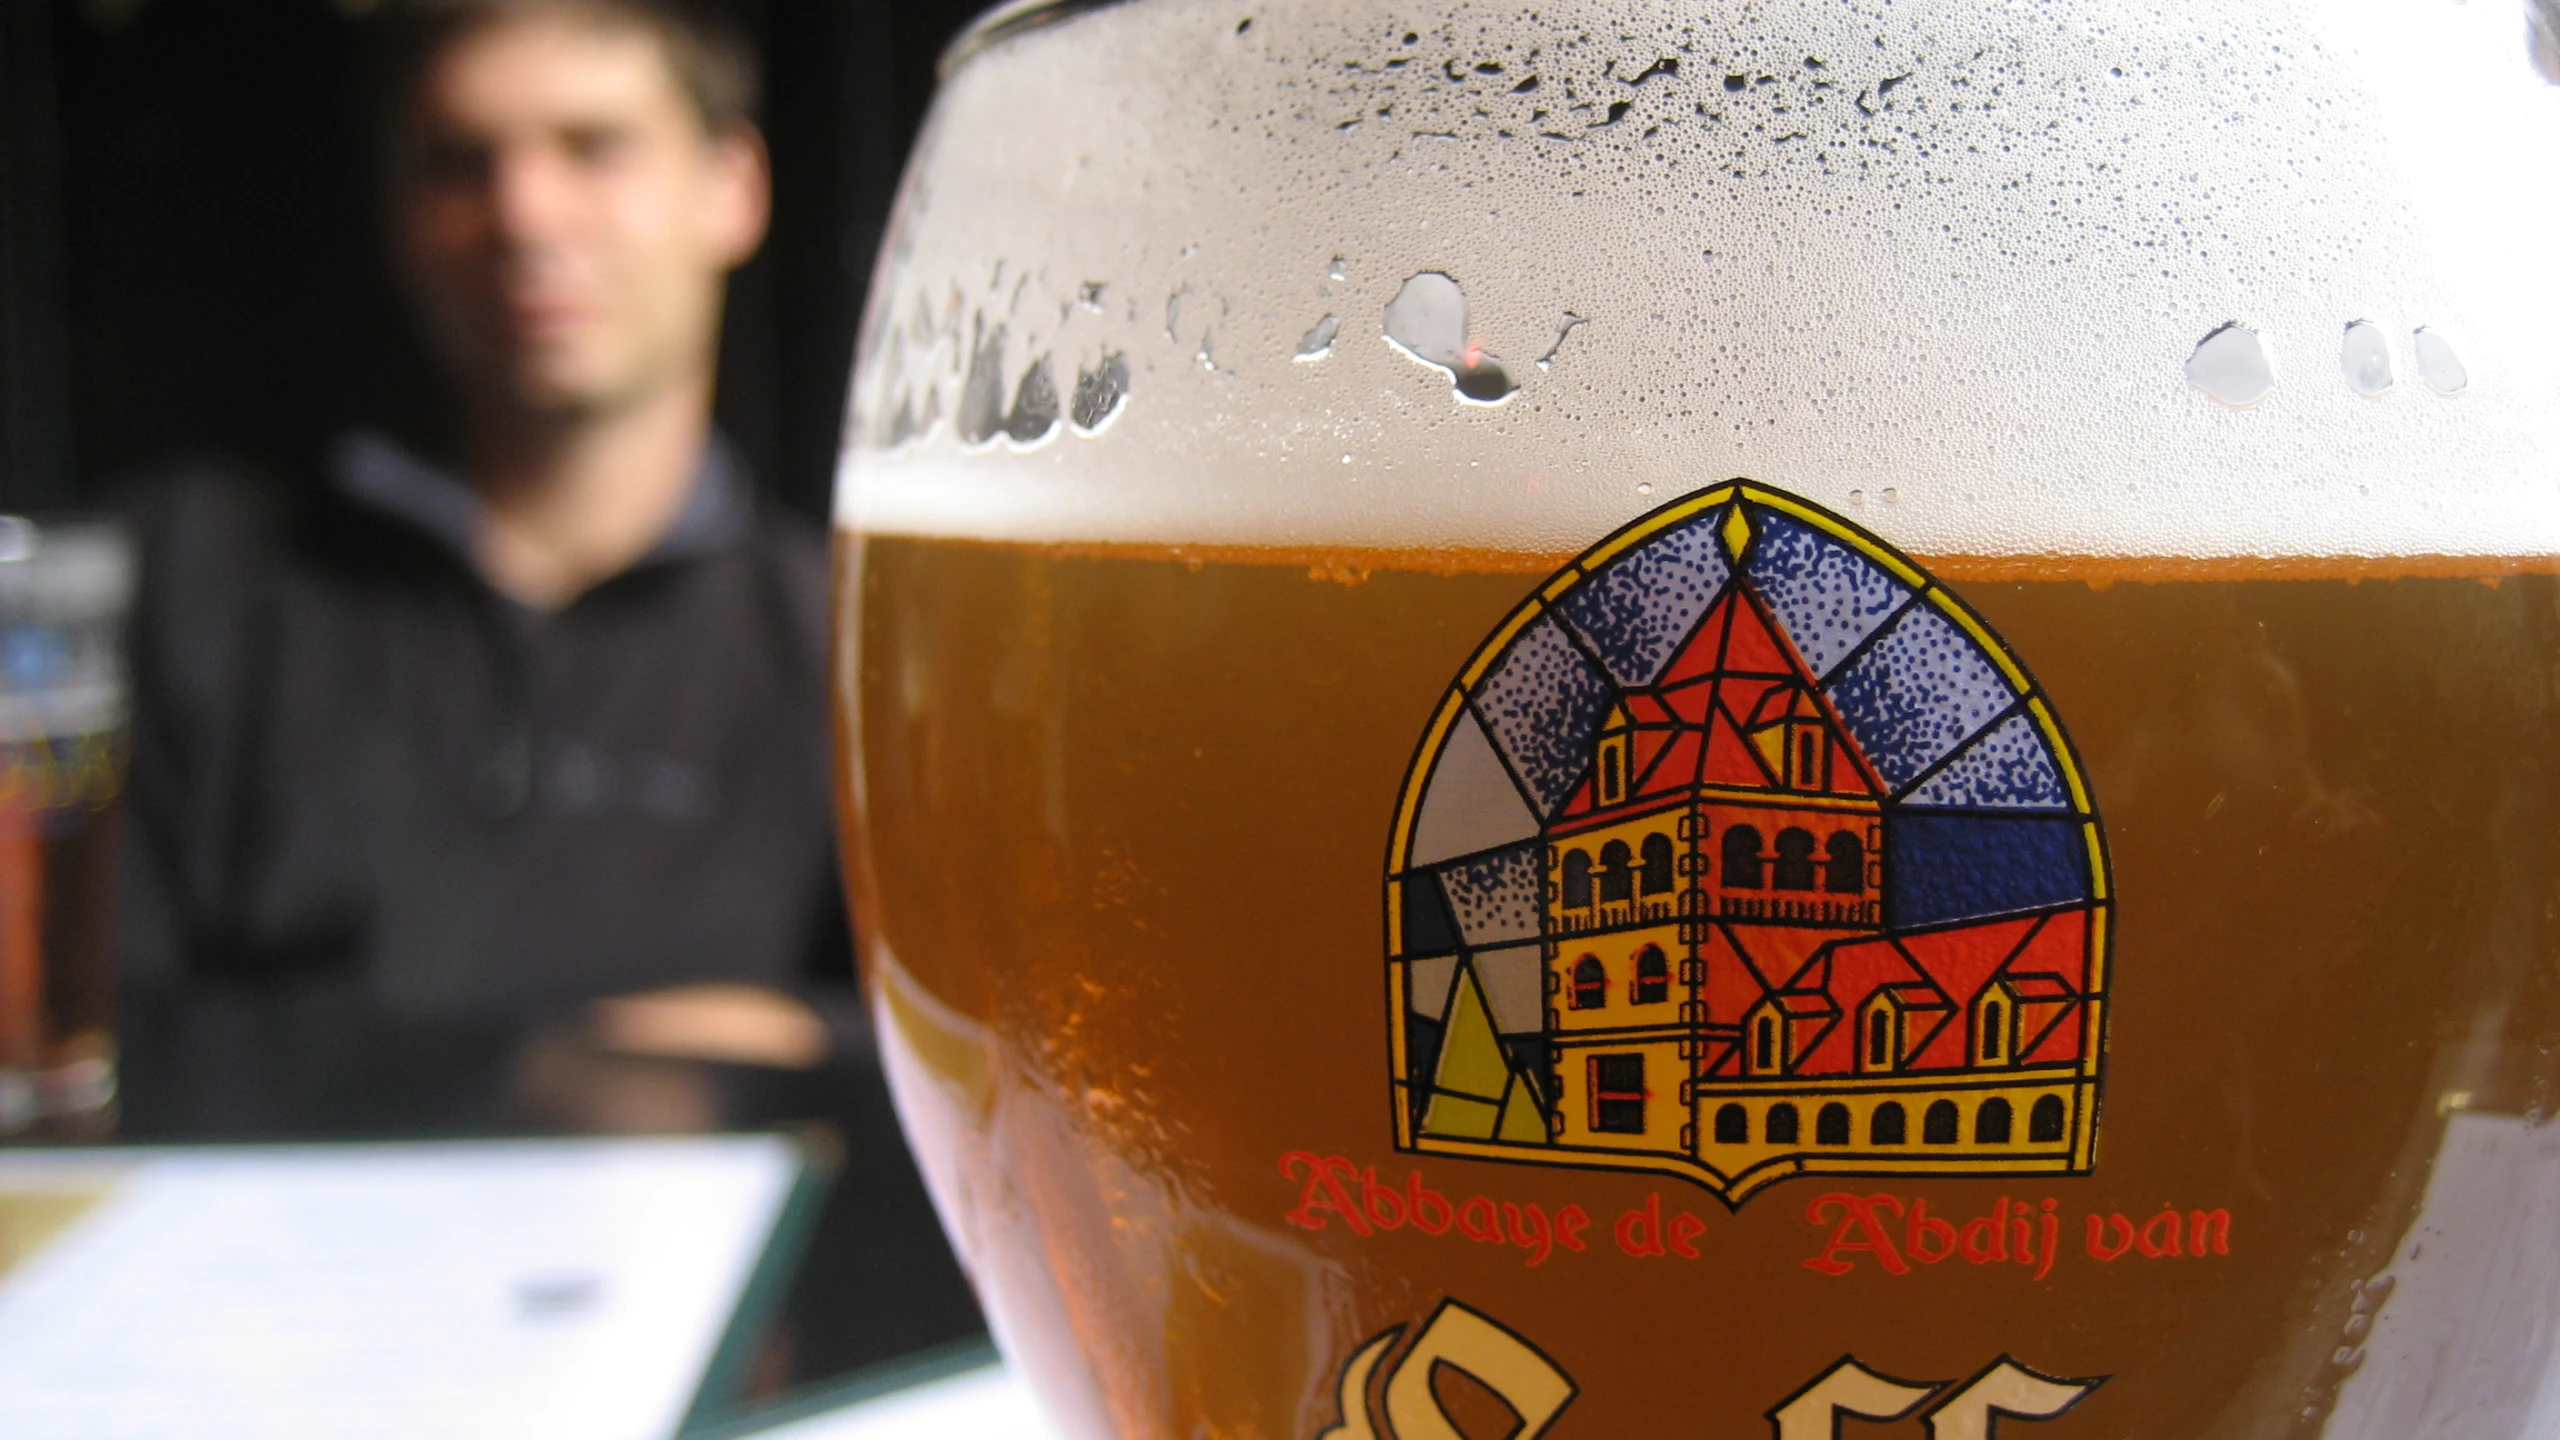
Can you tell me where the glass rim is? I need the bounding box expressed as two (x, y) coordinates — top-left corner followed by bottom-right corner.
(939, 0), (1131, 79)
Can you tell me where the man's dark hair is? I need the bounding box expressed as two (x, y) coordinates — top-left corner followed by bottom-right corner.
(369, 0), (762, 136)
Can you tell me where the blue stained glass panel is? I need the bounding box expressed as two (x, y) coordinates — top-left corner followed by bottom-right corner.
(1470, 616), (1613, 817)
(1400, 871), (1460, 957)
(1884, 813), (2091, 928)
(1404, 1013), (1445, 1117)
(1438, 842), (1544, 946)
(1903, 710), (2072, 810)
(1825, 603), (2017, 790)
(1555, 510), (1732, 686)
(1743, 509), (1913, 681)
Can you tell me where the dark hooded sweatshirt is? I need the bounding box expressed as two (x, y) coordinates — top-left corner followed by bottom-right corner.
(115, 431), (853, 1134)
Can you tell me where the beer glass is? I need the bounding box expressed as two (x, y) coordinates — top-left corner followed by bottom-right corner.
(833, 0), (2560, 1435)
(0, 518), (131, 1141)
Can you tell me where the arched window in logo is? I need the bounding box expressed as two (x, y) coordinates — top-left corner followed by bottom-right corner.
(1870, 1102), (1908, 1146)
(1387, 482), (2111, 1203)
(1639, 833), (1675, 896)
(1570, 956), (1606, 1011)
(1631, 946), (1670, 1005)
(1978, 1097), (2016, 1144)
(1825, 832), (1865, 895)
(1721, 826), (1765, 891)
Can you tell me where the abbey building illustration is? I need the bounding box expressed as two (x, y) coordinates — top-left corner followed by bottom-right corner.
(1388, 488), (2108, 1202)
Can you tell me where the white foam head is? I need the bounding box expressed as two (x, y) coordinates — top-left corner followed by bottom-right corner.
(839, 0), (2560, 559)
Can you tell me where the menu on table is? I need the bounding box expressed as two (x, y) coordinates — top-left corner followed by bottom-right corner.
(0, 1135), (809, 1440)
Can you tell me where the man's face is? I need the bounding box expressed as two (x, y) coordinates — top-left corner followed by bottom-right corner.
(392, 14), (768, 420)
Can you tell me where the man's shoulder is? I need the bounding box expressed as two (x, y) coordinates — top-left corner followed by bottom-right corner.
(716, 493), (832, 663)
(112, 449), (469, 701)
(116, 443), (474, 589)
(736, 492), (829, 581)
(109, 453), (328, 602)
(112, 453), (302, 539)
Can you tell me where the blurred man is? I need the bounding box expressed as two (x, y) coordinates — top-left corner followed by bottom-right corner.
(120, 0), (848, 1133)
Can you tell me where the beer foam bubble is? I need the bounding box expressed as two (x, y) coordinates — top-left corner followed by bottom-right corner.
(839, 0), (2560, 561)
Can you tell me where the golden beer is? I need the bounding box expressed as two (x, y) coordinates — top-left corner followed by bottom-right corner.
(834, 0), (2560, 1435)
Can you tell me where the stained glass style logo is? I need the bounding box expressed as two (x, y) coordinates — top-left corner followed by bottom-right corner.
(1385, 483), (2110, 1204)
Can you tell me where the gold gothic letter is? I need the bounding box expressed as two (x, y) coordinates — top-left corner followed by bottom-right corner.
(1768, 1356), (1944, 1440)
(1920, 1359), (2104, 1440)
(1314, 1328), (1402, 1440)
(1380, 1301), (1578, 1440)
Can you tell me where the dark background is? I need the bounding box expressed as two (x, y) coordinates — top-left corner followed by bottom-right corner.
(0, 0), (996, 518)
(0, 0), (1006, 1399)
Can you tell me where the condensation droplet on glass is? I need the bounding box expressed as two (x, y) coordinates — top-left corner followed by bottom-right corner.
(1382, 271), (1516, 406)
(1004, 354), (1061, 445)
(1383, 273), (1466, 367)
(1327, 255), (1349, 281)
(1295, 315), (1340, 361)
(2185, 322), (2275, 407)
(956, 321), (1009, 445)
(1164, 291), (1184, 341)
(873, 395), (910, 449)
(1340, 453), (1353, 464)
(2413, 327), (2469, 396)
(2338, 320), (2392, 396)
(1451, 364), (1515, 404)
(1849, 488), (1867, 506)
(1880, 486), (1899, 505)
(1068, 352), (1129, 434)
(1636, 482), (1653, 495)
(1076, 282), (1107, 312)
(1534, 312), (1588, 371)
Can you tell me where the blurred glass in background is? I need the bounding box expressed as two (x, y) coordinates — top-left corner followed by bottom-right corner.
(0, 517), (131, 1141)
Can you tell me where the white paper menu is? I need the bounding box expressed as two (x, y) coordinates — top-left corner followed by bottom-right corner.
(0, 1135), (803, 1440)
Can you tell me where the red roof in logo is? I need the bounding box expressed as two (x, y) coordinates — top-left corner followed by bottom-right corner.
(1558, 584), (1885, 821)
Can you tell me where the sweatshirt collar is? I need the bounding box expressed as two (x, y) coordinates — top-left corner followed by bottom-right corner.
(326, 429), (749, 575)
